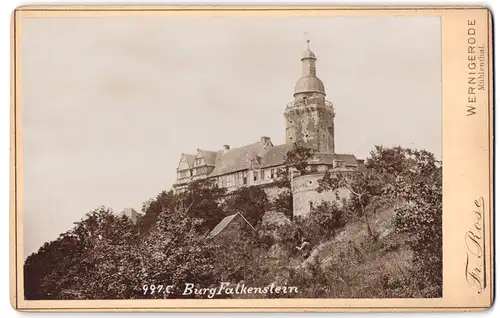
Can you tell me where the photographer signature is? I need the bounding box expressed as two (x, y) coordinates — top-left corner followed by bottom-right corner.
(464, 197), (486, 294)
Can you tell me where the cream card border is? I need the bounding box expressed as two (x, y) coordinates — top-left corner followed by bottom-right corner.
(10, 5), (494, 312)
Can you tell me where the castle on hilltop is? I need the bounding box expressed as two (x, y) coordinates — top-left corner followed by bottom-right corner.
(173, 41), (363, 217)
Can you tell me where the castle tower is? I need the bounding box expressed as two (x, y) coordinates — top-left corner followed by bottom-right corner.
(284, 40), (335, 154)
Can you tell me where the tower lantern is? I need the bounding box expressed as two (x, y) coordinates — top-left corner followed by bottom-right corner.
(301, 40), (317, 76)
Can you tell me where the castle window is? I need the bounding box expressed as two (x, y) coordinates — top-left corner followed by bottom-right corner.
(271, 169), (275, 179)
(309, 201), (313, 210)
(260, 170), (265, 180)
(253, 171), (258, 181)
(243, 177), (247, 185)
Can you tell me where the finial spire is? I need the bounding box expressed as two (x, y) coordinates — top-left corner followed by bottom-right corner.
(303, 31), (310, 49)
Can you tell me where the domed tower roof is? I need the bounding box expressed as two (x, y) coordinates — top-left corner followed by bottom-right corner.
(294, 76), (325, 95)
(294, 40), (325, 96)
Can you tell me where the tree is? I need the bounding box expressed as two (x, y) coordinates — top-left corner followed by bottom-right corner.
(308, 200), (346, 241)
(317, 170), (383, 239)
(139, 190), (178, 233)
(271, 190), (294, 219)
(317, 146), (440, 241)
(365, 145), (408, 177)
(294, 203), (341, 246)
(284, 143), (316, 176)
(391, 151), (442, 297)
(179, 178), (227, 231)
(224, 186), (269, 226)
(365, 146), (441, 191)
(24, 232), (83, 299)
(137, 207), (219, 298)
(24, 206), (141, 300)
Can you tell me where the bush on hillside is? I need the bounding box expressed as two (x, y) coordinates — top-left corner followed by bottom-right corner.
(294, 200), (346, 246)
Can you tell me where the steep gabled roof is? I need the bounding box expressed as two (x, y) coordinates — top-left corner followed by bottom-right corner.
(206, 212), (256, 239)
(196, 149), (218, 166)
(260, 143), (293, 168)
(177, 153), (196, 171)
(185, 154), (196, 166)
(208, 142), (269, 177)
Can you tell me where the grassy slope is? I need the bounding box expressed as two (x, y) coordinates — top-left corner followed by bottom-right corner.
(291, 198), (418, 298)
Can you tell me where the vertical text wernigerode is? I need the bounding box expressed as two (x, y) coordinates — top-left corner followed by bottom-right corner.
(467, 20), (485, 116)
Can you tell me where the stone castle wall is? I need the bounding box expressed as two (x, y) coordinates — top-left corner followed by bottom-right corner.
(292, 172), (350, 218)
(263, 186), (287, 202)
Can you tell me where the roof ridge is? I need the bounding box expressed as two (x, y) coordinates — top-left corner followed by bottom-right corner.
(197, 148), (217, 153)
(225, 140), (262, 151)
(235, 212), (257, 232)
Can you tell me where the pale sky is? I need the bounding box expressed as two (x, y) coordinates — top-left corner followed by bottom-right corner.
(21, 16), (442, 257)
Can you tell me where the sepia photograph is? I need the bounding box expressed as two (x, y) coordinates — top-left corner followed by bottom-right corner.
(11, 6), (493, 312)
(20, 14), (443, 301)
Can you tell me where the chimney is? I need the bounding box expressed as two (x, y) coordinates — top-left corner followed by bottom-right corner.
(223, 145), (230, 153)
(260, 136), (271, 146)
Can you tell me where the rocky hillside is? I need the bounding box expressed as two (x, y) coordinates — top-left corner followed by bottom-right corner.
(257, 197), (417, 298)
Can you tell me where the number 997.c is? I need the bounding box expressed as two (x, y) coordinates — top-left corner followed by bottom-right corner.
(142, 284), (175, 295)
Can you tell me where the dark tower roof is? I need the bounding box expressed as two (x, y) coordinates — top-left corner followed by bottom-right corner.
(294, 76), (325, 96)
(294, 40), (325, 96)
